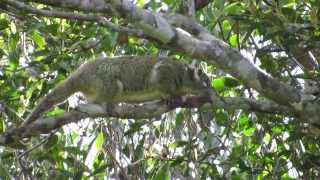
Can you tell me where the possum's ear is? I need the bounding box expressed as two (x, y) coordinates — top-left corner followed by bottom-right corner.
(190, 60), (198, 69)
(186, 66), (202, 83)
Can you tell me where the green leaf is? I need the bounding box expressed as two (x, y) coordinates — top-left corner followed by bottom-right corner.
(212, 78), (225, 91)
(214, 0), (225, 10)
(136, 0), (145, 8)
(8, 33), (19, 69)
(213, 76), (239, 91)
(229, 34), (238, 48)
(95, 132), (104, 150)
(222, 20), (232, 33)
(239, 113), (249, 128)
(63, 146), (86, 156)
(215, 111), (229, 126)
(243, 127), (256, 136)
(271, 126), (283, 134)
(0, 117), (4, 132)
(134, 135), (145, 161)
(47, 107), (65, 117)
(168, 142), (177, 149)
(231, 172), (249, 180)
(0, 18), (9, 30)
(30, 30), (46, 50)
(152, 163), (171, 180)
(0, 164), (10, 179)
(175, 112), (185, 126)
(225, 2), (244, 15)
(44, 135), (59, 149)
(124, 120), (148, 136)
(263, 133), (271, 144)
(85, 131), (104, 169)
(223, 77), (240, 87)
(170, 156), (184, 167)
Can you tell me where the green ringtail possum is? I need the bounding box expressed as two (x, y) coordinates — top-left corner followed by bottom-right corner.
(24, 56), (212, 125)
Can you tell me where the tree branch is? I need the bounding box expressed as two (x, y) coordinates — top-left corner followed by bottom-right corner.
(0, 95), (293, 147)
(31, 0), (112, 13)
(3, 0), (320, 125)
(289, 44), (318, 71)
(106, 0), (301, 107)
(15, 0), (303, 107)
(4, 0), (147, 38)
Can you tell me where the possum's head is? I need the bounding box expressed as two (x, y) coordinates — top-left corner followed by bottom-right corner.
(183, 67), (211, 94)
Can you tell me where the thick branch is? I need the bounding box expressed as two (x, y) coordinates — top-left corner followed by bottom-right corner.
(6, 0), (320, 124)
(14, 0), (302, 106)
(106, 0), (301, 107)
(290, 47), (318, 71)
(0, 95), (292, 147)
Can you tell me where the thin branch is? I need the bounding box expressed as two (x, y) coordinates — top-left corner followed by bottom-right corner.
(103, 132), (129, 179)
(3, 0), (147, 38)
(16, 130), (57, 178)
(18, 130), (58, 159)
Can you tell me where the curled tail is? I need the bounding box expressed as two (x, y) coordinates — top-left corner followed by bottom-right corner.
(22, 76), (78, 126)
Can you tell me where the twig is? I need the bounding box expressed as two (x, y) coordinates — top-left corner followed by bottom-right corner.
(17, 130), (57, 179)
(3, 0), (147, 38)
(104, 136), (129, 179)
(18, 130), (58, 159)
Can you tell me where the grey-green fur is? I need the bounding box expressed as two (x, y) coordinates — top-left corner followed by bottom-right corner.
(23, 56), (211, 125)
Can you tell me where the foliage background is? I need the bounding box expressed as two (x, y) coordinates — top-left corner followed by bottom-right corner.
(0, 0), (320, 179)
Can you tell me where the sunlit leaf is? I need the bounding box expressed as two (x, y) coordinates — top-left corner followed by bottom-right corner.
(229, 34), (238, 48)
(263, 133), (271, 144)
(239, 113), (249, 128)
(243, 127), (256, 136)
(85, 131), (104, 169)
(47, 107), (65, 117)
(152, 163), (171, 180)
(212, 78), (225, 91)
(222, 20), (232, 34)
(271, 126), (282, 134)
(136, 0), (145, 8)
(0, 117), (4, 132)
(224, 2), (244, 15)
(31, 30), (46, 50)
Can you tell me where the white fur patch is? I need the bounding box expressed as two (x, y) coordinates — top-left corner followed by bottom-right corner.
(150, 61), (163, 83)
(194, 69), (200, 81)
(116, 79), (124, 94)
